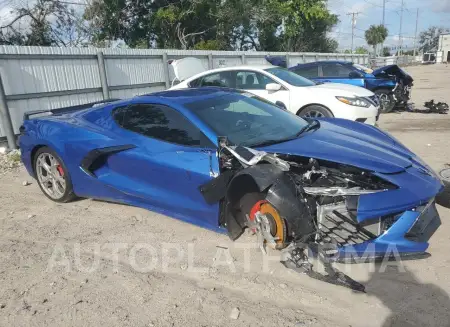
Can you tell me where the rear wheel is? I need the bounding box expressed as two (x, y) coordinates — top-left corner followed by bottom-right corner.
(299, 105), (333, 118)
(34, 146), (76, 203)
(375, 89), (396, 113)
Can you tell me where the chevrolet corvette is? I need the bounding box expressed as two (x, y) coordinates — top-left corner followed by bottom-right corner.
(19, 88), (444, 291)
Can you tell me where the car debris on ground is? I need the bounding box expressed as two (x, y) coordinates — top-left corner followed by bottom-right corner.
(424, 100), (449, 114)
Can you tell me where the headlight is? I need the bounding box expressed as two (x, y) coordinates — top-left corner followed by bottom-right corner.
(336, 96), (370, 108)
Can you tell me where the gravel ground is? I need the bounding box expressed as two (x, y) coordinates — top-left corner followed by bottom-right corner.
(1, 64), (450, 327)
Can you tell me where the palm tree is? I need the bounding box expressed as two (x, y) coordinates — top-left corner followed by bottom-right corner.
(365, 25), (388, 56)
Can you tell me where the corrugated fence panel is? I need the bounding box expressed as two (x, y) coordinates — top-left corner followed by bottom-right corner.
(105, 57), (165, 87)
(110, 85), (166, 99)
(0, 45), (370, 138)
(1, 58), (100, 95)
(212, 56), (243, 68)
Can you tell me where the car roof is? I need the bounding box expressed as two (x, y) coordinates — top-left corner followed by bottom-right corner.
(138, 87), (244, 105)
(294, 60), (353, 67)
(194, 64), (275, 74)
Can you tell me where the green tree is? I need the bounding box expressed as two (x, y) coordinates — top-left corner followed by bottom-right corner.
(364, 24), (388, 55)
(382, 46), (391, 56)
(355, 46), (368, 54)
(418, 26), (450, 53)
(82, 0), (338, 52)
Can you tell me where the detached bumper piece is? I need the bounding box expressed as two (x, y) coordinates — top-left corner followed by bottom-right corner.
(405, 201), (441, 243)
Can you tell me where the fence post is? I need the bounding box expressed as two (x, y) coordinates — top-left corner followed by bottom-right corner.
(315, 54), (319, 61)
(96, 52), (110, 100)
(302, 54), (305, 63)
(162, 52), (170, 89)
(241, 53), (246, 64)
(208, 53), (213, 69)
(0, 72), (16, 149)
(286, 53), (291, 68)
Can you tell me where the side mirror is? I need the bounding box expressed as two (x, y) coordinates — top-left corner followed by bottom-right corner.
(266, 83), (282, 92)
(349, 71), (362, 78)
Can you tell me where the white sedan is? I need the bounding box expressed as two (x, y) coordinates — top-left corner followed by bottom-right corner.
(169, 59), (380, 125)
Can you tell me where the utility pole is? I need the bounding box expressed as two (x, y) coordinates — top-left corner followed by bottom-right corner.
(381, 0), (386, 56)
(347, 12), (360, 53)
(398, 0), (404, 56)
(413, 8), (419, 57)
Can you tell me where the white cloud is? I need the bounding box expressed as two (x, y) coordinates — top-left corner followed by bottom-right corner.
(0, 6), (15, 27)
(431, 0), (450, 13)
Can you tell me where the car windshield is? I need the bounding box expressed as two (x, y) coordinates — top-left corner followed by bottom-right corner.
(352, 63), (373, 74)
(264, 67), (316, 87)
(185, 93), (310, 147)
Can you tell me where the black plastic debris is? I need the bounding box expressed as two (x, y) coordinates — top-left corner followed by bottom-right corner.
(424, 100), (449, 114)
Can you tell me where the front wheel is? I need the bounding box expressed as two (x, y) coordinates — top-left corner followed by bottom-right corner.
(375, 89), (396, 113)
(298, 105), (333, 118)
(239, 193), (287, 250)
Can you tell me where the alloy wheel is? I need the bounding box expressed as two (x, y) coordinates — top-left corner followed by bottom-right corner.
(36, 152), (66, 200)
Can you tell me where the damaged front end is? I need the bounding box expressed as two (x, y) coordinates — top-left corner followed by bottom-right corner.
(200, 138), (443, 292)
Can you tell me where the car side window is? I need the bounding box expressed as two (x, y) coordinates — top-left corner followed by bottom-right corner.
(192, 72), (233, 88)
(114, 104), (203, 146)
(292, 66), (319, 78)
(322, 64), (354, 78)
(235, 71), (275, 90)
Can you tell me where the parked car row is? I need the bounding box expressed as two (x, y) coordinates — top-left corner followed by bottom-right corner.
(169, 58), (380, 125)
(265, 56), (414, 113)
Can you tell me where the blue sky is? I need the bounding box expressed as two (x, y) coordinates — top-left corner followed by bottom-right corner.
(328, 0), (450, 50)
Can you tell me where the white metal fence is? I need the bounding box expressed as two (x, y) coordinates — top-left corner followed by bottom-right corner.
(0, 45), (368, 144)
(369, 55), (421, 68)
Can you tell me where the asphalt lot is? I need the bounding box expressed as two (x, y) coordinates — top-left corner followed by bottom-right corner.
(1, 64), (450, 327)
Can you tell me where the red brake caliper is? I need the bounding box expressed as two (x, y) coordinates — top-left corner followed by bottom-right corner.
(248, 200), (267, 232)
(56, 165), (64, 177)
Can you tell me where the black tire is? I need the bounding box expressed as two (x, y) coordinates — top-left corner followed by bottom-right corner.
(374, 89), (396, 113)
(33, 146), (76, 203)
(299, 105), (333, 118)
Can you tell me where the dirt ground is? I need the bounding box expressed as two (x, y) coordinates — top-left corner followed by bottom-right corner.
(1, 64), (450, 327)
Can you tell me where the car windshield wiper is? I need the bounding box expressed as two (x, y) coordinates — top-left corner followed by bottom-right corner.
(295, 119), (320, 137)
(247, 120), (320, 147)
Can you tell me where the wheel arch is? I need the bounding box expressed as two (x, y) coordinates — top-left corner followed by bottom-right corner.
(296, 103), (334, 117)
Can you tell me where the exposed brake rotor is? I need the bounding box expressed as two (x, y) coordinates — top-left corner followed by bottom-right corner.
(248, 202), (286, 253)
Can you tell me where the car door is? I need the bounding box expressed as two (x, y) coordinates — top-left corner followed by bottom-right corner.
(98, 103), (220, 229)
(320, 63), (365, 87)
(234, 70), (291, 109)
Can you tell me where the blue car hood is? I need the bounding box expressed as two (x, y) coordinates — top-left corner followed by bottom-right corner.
(260, 119), (414, 174)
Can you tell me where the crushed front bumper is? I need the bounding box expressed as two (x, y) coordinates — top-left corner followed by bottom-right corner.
(335, 200), (441, 262)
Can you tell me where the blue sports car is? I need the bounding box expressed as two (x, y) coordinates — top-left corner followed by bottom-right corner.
(19, 88), (443, 290)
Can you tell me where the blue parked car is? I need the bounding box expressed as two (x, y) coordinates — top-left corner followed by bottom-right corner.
(265, 57), (413, 113)
(289, 61), (414, 113)
(19, 88), (442, 291)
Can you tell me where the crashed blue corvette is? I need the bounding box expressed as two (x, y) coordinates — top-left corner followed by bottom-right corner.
(19, 88), (444, 291)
